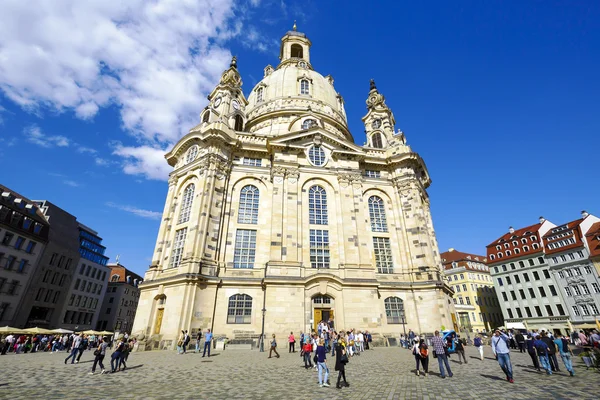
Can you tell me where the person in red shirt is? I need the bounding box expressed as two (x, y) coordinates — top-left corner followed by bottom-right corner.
(303, 340), (313, 369)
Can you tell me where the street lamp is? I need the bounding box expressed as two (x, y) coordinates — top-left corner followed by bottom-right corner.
(400, 315), (407, 348)
(260, 307), (266, 352)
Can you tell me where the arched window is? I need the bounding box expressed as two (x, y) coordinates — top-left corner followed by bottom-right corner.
(227, 294), (252, 324)
(371, 132), (383, 148)
(256, 87), (264, 102)
(309, 185), (328, 225)
(234, 115), (244, 131)
(532, 243), (539, 250)
(300, 79), (310, 95)
(111, 274), (120, 282)
(291, 44), (303, 58)
(238, 185), (259, 224)
(514, 248), (520, 254)
(368, 196), (388, 232)
(302, 119), (317, 130)
(202, 111), (210, 123)
(178, 184), (195, 224)
(185, 145), (198, 164)
(308, 145), (326, 166)
(384, 297), (404, 324)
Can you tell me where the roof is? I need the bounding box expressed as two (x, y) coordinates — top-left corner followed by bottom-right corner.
(586, 221), (600, 258)
(107, 263), (143, 284)
(486, 222), (542, 247)
(543, 218), (585, 255)
(440, 249), (487, 264)
(0, 183), (50, 241)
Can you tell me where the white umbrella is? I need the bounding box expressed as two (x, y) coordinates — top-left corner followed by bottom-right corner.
(51, 328), (74, 334)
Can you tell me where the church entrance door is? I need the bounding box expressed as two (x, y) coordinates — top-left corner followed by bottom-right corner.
(312, 295), (335, 333)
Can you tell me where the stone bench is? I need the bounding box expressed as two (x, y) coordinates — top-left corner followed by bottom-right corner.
(226, 343), (252, 350)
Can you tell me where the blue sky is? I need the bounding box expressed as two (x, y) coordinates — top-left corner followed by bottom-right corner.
(1, 1), (599, 275)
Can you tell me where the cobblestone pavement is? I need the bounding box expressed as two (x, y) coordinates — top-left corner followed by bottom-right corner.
(0, 346), (597, 399)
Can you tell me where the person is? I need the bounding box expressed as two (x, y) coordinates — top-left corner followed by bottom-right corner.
(316, 338), (330, 387)
(65, 333), (82, 364)
(525, 335), (541, 371)
(455, 335), (467, 364)
(554, 333), (574, 376)
(357, 331), (364, 353)
(110, 337), (125, 373)
(90, 337), (109, 375)
(118, 340), (129, 371)
(591, 330), (600, 348)
(515, 331), (525, 353)
(533, 334), (552, 375)
(541, 332), (559, 372)
(202, 328), (213, 357)
(195, 331), (202, 353)
(288, 332), (296, 353)
(177, 330), (184, 354)
(431, 330), (452, 379)
(578, 330), (588, 346)
(268, 334), (280, 358)
(474, 334), (484, 361)
(491, 329), (514, 383)
(334, 336), (349, 389)
(2, 334), (14, 355)
(303, 338), (313, 369)
(182, 330), (190, 354)
(417, 338), (429, 376)
(76, 334), (89, 363)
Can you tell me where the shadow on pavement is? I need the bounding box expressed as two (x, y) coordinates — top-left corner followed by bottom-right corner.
(479, 374), (505, 381)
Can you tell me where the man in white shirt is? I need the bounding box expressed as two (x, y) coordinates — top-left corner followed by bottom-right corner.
(357, 332), (364, 353)
(2, 334), (14, 354)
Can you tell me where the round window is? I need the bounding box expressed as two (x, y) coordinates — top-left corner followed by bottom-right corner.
(185, 145), (199, 164)
(308, 145), (326, 166)
(301, 119), (317, 130)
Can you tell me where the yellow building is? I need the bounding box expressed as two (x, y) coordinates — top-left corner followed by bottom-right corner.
(441, 249), (504, 333)
(132, 27), (454, 349)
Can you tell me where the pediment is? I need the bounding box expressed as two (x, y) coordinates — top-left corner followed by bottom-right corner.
(268, 129), (364, 157)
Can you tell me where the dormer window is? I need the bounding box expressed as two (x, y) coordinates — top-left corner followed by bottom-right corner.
(300, 79), (310, 95)
(371, 132), (383, 148)
(256, 87), (264, 103)
(291, 44), (303, 58)
(301, 119), (317, 130)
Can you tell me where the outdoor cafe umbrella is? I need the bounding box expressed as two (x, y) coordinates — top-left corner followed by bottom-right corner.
(51, 328), (74, 334)
(98, 331), (114, 336)
(23, 327), (53, 334)
(0, 326), (27, 334)
(82, 330), (100, 335)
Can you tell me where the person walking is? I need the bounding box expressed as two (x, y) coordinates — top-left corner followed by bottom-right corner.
(515, 331), (525, 353)
(110, 337), (125, 373)
(65, 333), (82, 364)
(182, 330), (190, 354)
(474, 334), (484, 361)
(303, 339), (313, 369)
(89, 337), (109, 375)
(202, 329), (213, 357)
(334, 337), (349, 389)
(491, 329), (514, 383)
(177, 330), (184, 354)
(195, 331), (202, 353)
(75, 334), (89, 363)
(412, 338), (428, 376)
(288, 332), (296, 353)
(455, 335), (467, 364)
(525, 335), (541, 371)
(316, 338), (330, 387)
(431, 330), (452, 379)
(541, 332), (560, 372)
(268, 334), (280, 358)
(533, 334), (552, 375)
(554, 333), (574, 376)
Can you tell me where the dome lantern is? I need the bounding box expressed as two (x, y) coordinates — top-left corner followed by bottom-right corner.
(279, 23), (312, 66)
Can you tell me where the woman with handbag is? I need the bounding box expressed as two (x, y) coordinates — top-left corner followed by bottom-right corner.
(288, 332), (295, 353)
(335, 336), (349, 389)
(89, 337), (109, 375)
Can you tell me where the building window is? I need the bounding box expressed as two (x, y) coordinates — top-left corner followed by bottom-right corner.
(514, 274), (521, 284)
(373, 237), (393, 274)
(368, 196), (388, 232)
(242, 158), (262, 167)
(14, 236), (25, 250)
(111, 275), (119, 282)
(309, 229), (330, 269)
(533, 271), (540, 280)
(555, 304), (565, 315)
(202, 111), (210, 123)
(365, 170), (381, 178)
(539, 287), (546, 297)
(573, 286), (582, 295)
(234, 115), (244, 131)
(507, 309), (514, 318)
(2, 232), (13, 246)
(592, 283), (600, 293)
(301, 119), (317, 130)
(17, 259), (26, 273)
(178, 184), (195, 224)
(300, 79), (310, 95)
(506, 276), (512, 285)
(384, 297), (405, 324)
(545, 305), (554, 316)
(581, 305), (590, 315)
(510, 291), (517, 300)
(308, 145), (326, 166)
(590, 304), (599, 315)
(185, 145), (198, 164)
(528, 288), (536, 298)
(169, 228), (187, 269)
(549, 285), (558, 296)
(256, 87), (264, 102)
(519, 289), (526, 299)
(371, 132), (383, 148)
(582, 284), (591, 295)
(571, 305), (581, 316)
(528, 259), (534, 266)
(558, 271), (564, 278)
(565, 287), (572, 296)
(502, 292), (508, 301)
(525, 307), (532, 317)
(308, 185), (328, 224)
(238, 185), (260, 224)
(534, 306), (542, 317)
(543, 270), (550, 279)
(233, 229), (257, 269)
(227, 294), (252, 324)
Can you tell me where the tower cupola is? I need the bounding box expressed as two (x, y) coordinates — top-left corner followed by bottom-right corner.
(279, 22), (312, 67)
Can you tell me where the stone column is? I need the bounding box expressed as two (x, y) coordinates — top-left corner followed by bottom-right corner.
(269, 166), (286, 261)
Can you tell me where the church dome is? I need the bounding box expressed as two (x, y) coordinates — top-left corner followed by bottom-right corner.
(244, 29), (351, 140)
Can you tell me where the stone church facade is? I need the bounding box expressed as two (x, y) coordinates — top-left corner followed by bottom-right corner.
(132, 27), (454, 348)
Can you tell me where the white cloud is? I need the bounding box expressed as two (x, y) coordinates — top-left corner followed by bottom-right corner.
(112, 142), (170, 181)
(76, 145), (97, 154)
(63, 180), (80, 187)
(94, 157), (110, 166)
(0, 0), (267, 179)
(106, 201), (162, 220)
(23, 125), (70, 148)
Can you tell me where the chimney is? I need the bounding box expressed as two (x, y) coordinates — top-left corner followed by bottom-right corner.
(448, 248), (455, 252)
(582, 210), (589, 218)
(539, 216), (545, 223)
(509, 226), (515, 234)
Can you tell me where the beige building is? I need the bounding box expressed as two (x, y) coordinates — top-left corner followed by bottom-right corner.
(132, 27), (454, 349)
(441, 249), (504, 333)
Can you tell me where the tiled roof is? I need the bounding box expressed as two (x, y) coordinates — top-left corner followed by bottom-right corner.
(486, 222), (542, 247)
(486, 222), (546, 263)
(440, 250), (487, 264)
(543, 218), (585, 255)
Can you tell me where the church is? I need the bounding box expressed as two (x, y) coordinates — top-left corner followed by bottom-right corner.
(132, 26), (455, 349)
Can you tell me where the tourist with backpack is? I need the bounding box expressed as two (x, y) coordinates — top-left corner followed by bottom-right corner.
(473, 334), (484, 361)
(491, 329), (514, 383)
(412, 339), (429, 376)
(455, 335), (467, 364)
(554, 333), (574, 376)
(533, 334), (552, 375)
(525, 335), (541, 371)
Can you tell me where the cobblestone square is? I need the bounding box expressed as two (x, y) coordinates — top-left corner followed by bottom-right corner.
(0, 346), (597, 399)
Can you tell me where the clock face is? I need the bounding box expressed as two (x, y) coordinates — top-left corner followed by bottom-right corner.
(372, 119), (382, 129)
(232, 100), (240, 110)
(213, 97), (221, 108)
